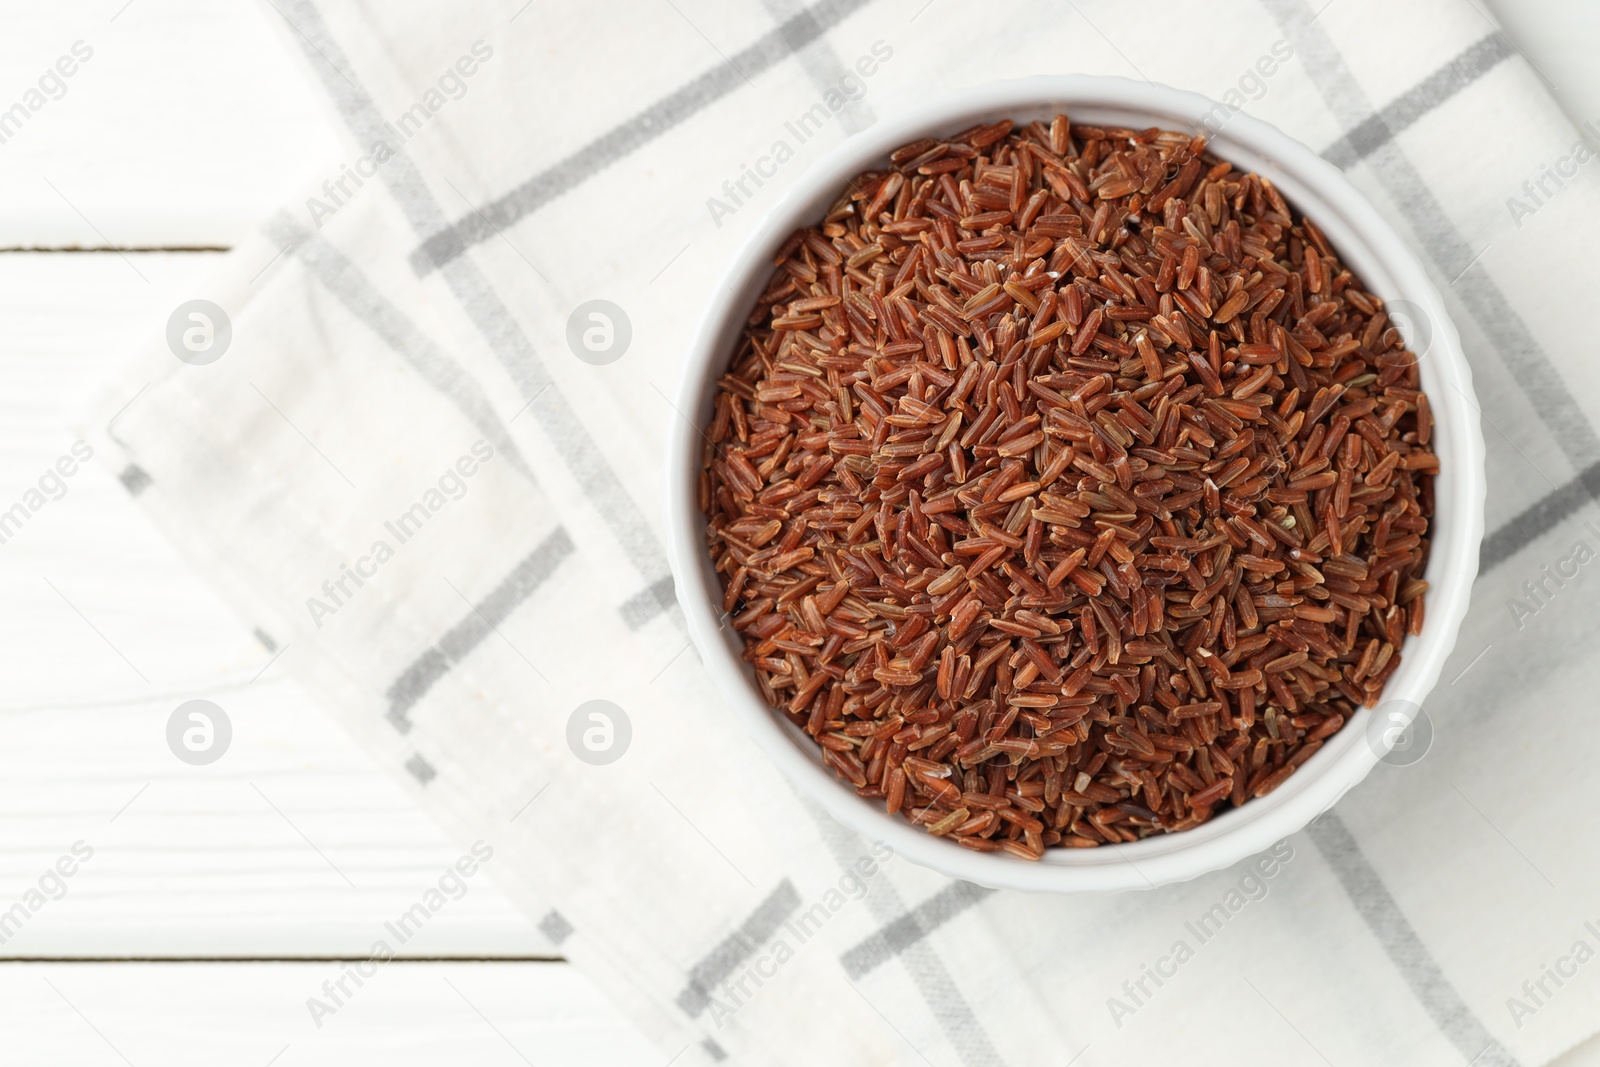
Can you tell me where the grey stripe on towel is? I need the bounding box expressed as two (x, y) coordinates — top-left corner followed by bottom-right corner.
(407, 0), (883, 275)
(384, 527), (574, 732)
(675, 880), (801, 1016)
(280, 0), (677, 631)
(1307, 814), (1522, 1067)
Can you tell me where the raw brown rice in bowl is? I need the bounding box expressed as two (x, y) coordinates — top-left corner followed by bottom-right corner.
(697, 115), (1438, 862)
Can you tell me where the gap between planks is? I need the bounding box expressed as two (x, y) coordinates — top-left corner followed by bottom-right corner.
(2, 957), (564, 964)
(0, 246), (232, 253)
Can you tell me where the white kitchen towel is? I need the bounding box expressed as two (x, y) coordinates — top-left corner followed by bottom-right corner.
(90, 0), (1600, 1063)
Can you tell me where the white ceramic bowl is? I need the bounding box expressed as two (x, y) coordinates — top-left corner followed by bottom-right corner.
(665, 75), (1484, 893)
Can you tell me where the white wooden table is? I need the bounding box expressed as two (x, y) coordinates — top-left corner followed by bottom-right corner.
(0, 2), (655, 1062)
(1, 1), (1594, 1063)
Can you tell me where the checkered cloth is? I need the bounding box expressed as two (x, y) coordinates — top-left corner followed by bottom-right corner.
(91, 0), (1600, 1062)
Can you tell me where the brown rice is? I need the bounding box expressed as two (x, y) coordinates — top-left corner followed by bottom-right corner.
(700, 116), (1437, 857)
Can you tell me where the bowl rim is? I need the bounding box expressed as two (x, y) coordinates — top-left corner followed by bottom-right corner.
(665, 74), (1485, 893)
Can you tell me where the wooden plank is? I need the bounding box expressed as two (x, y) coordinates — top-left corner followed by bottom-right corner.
(0, 253), (545, 957)
(0, 0), (339, 248)
(0, 961), (657, 1064)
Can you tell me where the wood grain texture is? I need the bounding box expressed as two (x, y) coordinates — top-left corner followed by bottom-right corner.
(0, 961), (658, 1064)
(0, 0), (341, 249)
